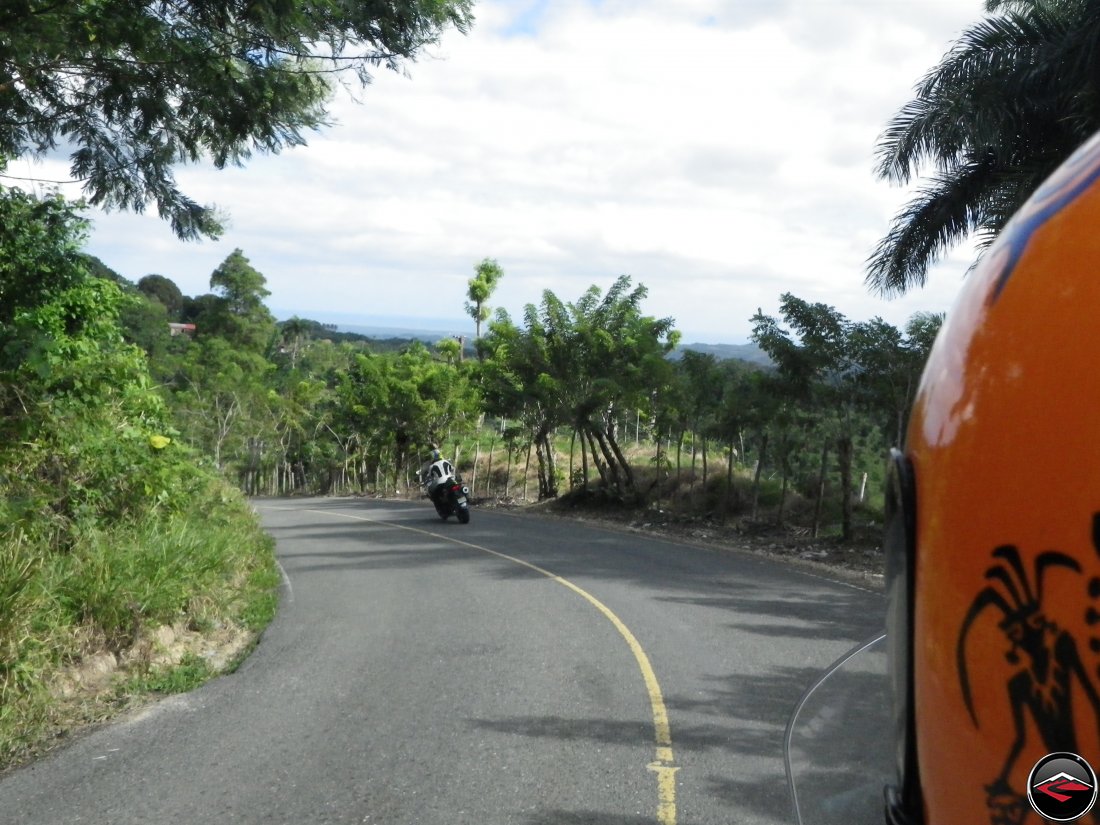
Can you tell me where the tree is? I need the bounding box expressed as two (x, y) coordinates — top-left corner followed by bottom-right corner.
(199, 249), (276, 352)
(278, 317), (312, 371)
(479, 276), (677, 501)
(752, 295), (859, 538)
(0, 188), (192, 539)
(465, 257), (504, 349)
(137, 274), (184, 320)
(0, 189), (88, 332)
(849, 312), (943, 447)
(338, 344), (478, 489)
(675, 351), (722, 493)
(118, 290), (172, 360)
(867, 0), (1100, 294)
(0, 0), (473, 239)
(478, 305), (562, 499)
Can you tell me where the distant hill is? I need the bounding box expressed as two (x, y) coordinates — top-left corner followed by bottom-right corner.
(673, 341), (772, 367)
(334, 323), (466, 343)
(291, 318), (772, 367)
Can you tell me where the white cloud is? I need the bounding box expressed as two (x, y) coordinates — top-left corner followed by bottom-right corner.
(72, 0), (988, 342)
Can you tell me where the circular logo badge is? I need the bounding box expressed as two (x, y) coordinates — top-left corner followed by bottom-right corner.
(1028, 752), (1099, 822)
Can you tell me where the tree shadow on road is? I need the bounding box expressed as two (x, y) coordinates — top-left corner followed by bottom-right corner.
(520, 810), (672, 825)
(466, 715), (653, 747)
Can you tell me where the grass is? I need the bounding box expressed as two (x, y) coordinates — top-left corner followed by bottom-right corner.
(0, 481), (278, 769)
(455, 432), (889, 544)
(121, 653), (213, 696)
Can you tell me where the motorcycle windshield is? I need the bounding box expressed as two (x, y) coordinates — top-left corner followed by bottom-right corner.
(783, 633), (892, 825)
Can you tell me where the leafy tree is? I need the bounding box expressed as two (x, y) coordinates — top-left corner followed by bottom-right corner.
(753, 295), (860, 537)
(708, 360), (764, 510)
(479, 276), (677, 501)
(211, 249), (270, 315)
(168, 337), (272, 469)
(137, 275), (185, 320)
(338, 351), (395, 481)
(337, 343), (478, 489)
(724, 369), (781, 519)
(198, 249), (276, 353)
(677, 351), (723, 487)
(752, 294), (946, 535)
(868, 0), (1100, 294)
(82, 254), (131, 287)
(0, 189), (200, 542)
(0, 189), (89, 333)
(565, 277), (678, 500)
(849, 312), (944, 446)
(118, 290), (173, 360)
(466, 257), (504, 349)
(0, 0), (473, 238)
(479, 304), (562, 499)
(277, 317), (312, 371)
(435, 336), (462, 366)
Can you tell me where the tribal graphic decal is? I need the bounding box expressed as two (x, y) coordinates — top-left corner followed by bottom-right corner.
(957, 515), (1100, 825)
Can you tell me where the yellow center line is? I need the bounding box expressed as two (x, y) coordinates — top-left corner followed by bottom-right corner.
(266, 504), (679, 825)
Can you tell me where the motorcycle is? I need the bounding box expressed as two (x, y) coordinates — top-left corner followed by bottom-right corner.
(418, 457), (471, 524)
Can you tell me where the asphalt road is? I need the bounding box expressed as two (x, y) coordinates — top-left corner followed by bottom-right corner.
(0, 498), (887, 825)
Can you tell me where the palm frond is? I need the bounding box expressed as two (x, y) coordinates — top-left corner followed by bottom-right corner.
(867, 153), (1002, 296)
(876, 12), (1054, 183)
(870, 0), (1100, 293)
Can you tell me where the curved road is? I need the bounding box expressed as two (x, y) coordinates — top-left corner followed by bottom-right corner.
(0, 498), (886, 824)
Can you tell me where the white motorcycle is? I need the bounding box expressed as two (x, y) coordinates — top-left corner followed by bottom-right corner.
(418, 457), (471, 524)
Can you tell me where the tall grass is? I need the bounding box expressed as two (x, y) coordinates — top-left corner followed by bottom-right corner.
(0, 482), (277, 767)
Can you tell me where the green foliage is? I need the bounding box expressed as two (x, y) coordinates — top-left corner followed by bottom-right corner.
(0, 200), (196, 541)
(118, 290), (173, 359)
(337, 341), (480, 478)
(747, 294), (941, 538)
(0, 0), (473, 238)
(466, 257), (505, 343)
(480, 275), (678, 500)
(199, 249), (277, 353)
(0, 484), (277, 763)
(869, 0), (1100, 294)
(123, 653), (213, 696)
(137, 275), (185, 320)
(0, 189), (90, 331)
(0, 188), (278, 765)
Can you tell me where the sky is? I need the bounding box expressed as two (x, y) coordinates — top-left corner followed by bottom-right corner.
(15, 0), (989, 344)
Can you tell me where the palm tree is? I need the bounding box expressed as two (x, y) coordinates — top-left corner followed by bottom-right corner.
(465, 257), (504, 344)
(867, 0), (1100, 296)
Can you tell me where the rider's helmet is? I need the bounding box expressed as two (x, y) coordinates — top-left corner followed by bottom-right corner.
(884, 131), (1100, 824)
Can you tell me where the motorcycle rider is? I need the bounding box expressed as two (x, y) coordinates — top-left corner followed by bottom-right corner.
(417, 447), (443, 498)
(865, 129), (1100, 824)
(417, 446), (461, 504)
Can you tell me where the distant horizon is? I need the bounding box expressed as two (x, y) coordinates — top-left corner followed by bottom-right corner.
(272, 308), (753, 347)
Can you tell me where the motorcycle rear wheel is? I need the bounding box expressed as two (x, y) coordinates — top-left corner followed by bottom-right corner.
(456, 506), (470, 524)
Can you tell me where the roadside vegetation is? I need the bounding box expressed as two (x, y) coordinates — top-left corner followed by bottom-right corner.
(0, 190), (277, 767)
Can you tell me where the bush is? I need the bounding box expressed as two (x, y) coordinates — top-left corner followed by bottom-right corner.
(0, 482), (276, 766)
(0, 192), (278, 765)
